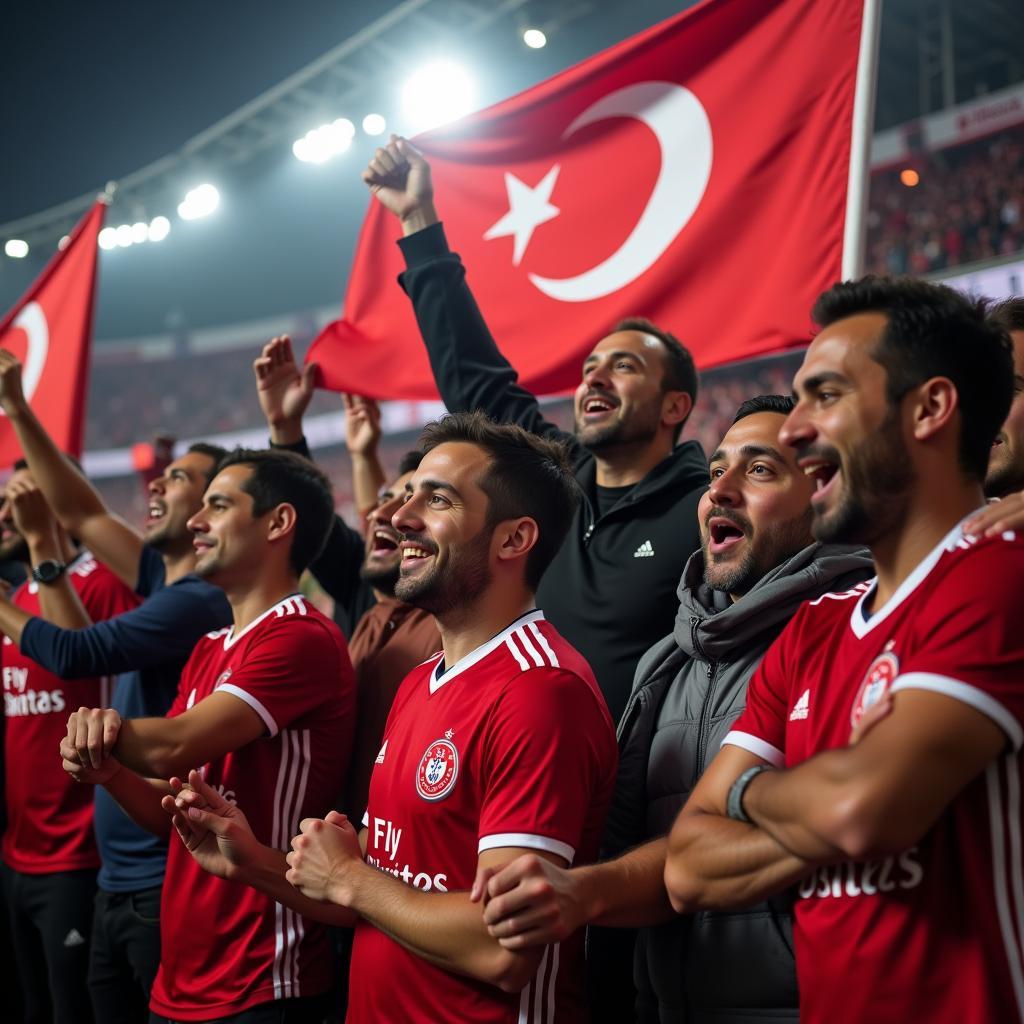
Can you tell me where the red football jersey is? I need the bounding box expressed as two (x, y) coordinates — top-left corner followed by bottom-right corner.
(726, 523), (1024, 1023)
(148, 594), (356, 1022)
(2, 551), (139, 873)
(347, 610), (617, 1024)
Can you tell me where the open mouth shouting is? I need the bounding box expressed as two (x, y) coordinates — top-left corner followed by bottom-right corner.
(146, 499), (167, 527)
(579, 392), (620, 423)
(367, 527), (401, 561)
(706, 514), (748, 556)
(400, 536), (437, 572)
(799, 453), (841, 506)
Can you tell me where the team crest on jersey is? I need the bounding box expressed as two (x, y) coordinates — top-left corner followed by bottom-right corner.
(416, 737), (459, 802)
(851, 641), (899, 728)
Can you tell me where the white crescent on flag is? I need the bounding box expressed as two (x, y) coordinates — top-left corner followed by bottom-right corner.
(0, 302), (50, 415)
(527, 81), (713, 303)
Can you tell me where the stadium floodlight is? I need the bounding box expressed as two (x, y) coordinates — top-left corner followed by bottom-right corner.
(401, 61), (476, 133)
(899, 168), (920, 188)
(4, 239), (29, 258)
(98, 227), (118, 251)
(178, 184), (220, 220)
(292, 120), (355, 164)
(148, 216), (171, 242)
(131, 221), (149, 244)
(362, 113), (387, 136)
(522, 28), (547, 49)
(115, 224), (135, 247)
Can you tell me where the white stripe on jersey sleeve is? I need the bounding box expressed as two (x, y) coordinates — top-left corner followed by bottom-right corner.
(514, 627), (546, 667)
(217, 683), (279, 737)
(527, 621), (560, 668)
(891, 672), (1024, 751)
(479, 832), (575, 865)
(505, 636), (531, 672)
(721, 730), (785, 768)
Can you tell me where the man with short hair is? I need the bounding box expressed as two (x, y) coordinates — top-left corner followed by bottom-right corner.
(1, 464), (139, 1024)
(0, 351), (233, 1022)
(665, 277), (1024, 1023)
(62, 448), (356, 1023)
(984, 297), (1024, 500)
(165, 412), (618, 1023)
(362, 137), (707, 722)
(473, 396), (872, 1022)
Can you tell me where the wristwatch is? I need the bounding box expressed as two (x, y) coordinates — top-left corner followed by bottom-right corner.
(31, 559), (67, 585)
(726, 764), (773, 823)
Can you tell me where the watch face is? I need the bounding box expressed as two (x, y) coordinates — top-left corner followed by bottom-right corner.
(33, 560), (65, 584)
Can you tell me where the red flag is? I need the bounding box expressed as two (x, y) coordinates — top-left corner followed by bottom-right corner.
(311, 0), (875, 400)
(0, 201), (106, 464)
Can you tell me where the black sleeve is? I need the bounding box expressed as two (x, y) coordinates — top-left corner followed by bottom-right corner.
(398, 223), (580, 454)
(270, 435), (372, 615)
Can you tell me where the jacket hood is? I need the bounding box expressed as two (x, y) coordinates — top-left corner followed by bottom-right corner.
(673, 542), (874, 660)
(575, 438), (708, 505)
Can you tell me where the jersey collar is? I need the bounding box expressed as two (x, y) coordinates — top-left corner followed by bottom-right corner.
(429, 609), (545, 695)
(849, 508), (986, 639)
(222, 592), (305, 650)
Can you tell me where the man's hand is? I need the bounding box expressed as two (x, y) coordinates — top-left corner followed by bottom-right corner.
(964, 493), (1024, 538)
(254, 335), (317, 445)
(470, 853), (586, 949)
(362, 135), (438, 234)
(60, 733), (122, 785)
(6, 475), (58, 546)
(0, 350), (28, 417)
(286, 811), (362, 904)
(849, 693), (893, 745)
(162, 768), (261, 881)
(65, 706), (122, 770)
(342, 394), (382, 457)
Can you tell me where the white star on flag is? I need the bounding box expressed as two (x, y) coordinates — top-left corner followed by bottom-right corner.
(483, 166), (562, 266)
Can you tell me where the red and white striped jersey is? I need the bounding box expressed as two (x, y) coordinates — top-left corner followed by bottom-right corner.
(348, 609), (617, 1024)
(2, 551), (138, 873)
(726, 522), (1024, 1023)
(149, 594), (355, 1022)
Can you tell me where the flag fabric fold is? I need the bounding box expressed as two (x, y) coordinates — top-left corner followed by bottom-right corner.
(0, 201), (106, 463)
(311, 0), (871, 400)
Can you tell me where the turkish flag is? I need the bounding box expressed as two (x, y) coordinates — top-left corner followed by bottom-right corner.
(311, 0), (872, 399)
(0, 201), (105, 465)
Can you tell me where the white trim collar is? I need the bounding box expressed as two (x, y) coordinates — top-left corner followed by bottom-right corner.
(850, 509), (985, 639)
(222, 593), (304, 650)
(429, 610), (545, 695)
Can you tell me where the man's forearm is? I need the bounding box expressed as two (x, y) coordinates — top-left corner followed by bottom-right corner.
(28, 534), (92, 630)
(103, 767), (173, 838)
(346, 862), (532, 990)
(113, 717), (191, 780)
(0, 599), (32, 645)
(350, 452), (386, 518)
(665, 809), (811, 913)
(575, 839), (675, 929)
(400, 200), (439, 236)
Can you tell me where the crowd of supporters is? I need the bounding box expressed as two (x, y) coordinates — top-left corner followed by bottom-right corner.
(2, 130), (1024, 1024)
(866, 127), (1024, 275)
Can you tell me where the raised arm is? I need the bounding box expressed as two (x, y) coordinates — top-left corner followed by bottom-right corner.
(364, 137), (572, 445)
(342, 394), (386, 520)
(0, 351), (143, 587)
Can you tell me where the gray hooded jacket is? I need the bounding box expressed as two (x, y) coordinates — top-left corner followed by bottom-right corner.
(597, 541), (873, 1024)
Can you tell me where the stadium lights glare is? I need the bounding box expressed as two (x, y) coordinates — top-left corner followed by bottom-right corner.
(362, 113), (387, 136)
(293, 118), (355, 164)
(178, 184), (220, 220)
(131, 221), (149, 244)
(401, 61), (476, 133)
(115, 224), (135, 248)
(4, 239), (29, 258)
(900, 168), (920, 188)
(523, 28), (547, 49)
(98, 227), (118, 250)
(148, 216), (171, 242)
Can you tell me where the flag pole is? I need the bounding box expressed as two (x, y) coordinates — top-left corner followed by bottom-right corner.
(841, 0), (884, 279)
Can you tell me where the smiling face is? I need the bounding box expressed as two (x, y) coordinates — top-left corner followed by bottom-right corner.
(780, 312), (914, 546)
(699, 412), (815, 599)
(391, 443), (494, 615)
(985, 330), (1024, 498)
(0, 467), (33, 563)
(145, 451), (219, 553)
(360, 470), (416, 595)
(573, 330), (676, 450)
(186, 464), (268, 587)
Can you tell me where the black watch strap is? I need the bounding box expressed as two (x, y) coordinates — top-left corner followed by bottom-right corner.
(726, 764), (772, 823)
(31, 559), (67, 585)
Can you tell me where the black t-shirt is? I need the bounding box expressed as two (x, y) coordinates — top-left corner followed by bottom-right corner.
(593, 483), (635, 519)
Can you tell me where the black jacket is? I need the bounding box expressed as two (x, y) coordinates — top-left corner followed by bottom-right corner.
(398, 223), (708, 722)
(602, 543), (874, 1023)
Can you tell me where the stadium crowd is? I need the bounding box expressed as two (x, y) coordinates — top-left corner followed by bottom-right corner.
(866, 127), (1024, 276)
(2, 134), (1024, 1024)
